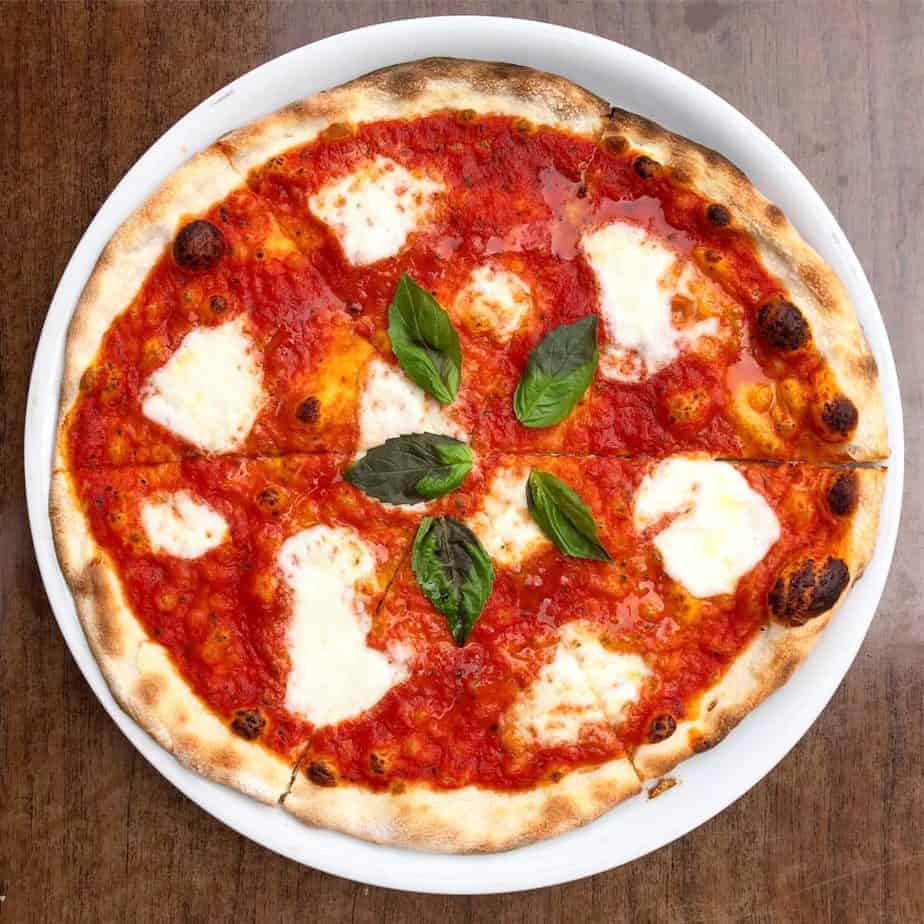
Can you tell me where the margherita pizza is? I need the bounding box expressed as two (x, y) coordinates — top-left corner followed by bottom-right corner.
(52, 59), (888, 852)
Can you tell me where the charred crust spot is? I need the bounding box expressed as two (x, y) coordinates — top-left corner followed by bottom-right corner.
(766, 204), (786, 226)
(769, 557), (850, 625)
(756, 298), (810, 351)
(369, 753), (387, 774)
(306, 761), (337, 787)
(209, 295), (227, 314)
(320, 122), (353, 142)
(173, 220), (226, 271)
(634, 155), (662, 179)
(137, 677), (162, 707)
(769, 560), (815, 621)
(856, 352), (879, 381)
(647, 777), (678, 800)
(827, 471), (859, 516)
(257, 487), (280, 509)
(604, 135), (629, 155)
(706, 203), (731, 227)
(295, 396), (321, 424)
(383, 70), (419, 99)
(821, 396), (858, 437)
(230, 709), (265, 740)
(814, 558), (851, 614)
(648, 713), (677, 743)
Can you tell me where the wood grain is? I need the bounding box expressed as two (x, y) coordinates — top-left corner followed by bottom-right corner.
(1, 2), (921, 921)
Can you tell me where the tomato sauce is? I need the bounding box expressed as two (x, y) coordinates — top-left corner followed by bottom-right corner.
(63, 113), (860, 791)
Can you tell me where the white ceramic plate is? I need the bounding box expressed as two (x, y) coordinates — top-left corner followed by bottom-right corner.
(25, 16), (903, 894)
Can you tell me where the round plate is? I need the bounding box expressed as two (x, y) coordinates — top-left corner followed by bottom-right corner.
(26, 16), (903, 894)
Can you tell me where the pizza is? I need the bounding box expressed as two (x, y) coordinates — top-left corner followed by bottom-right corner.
(51, 59), (888, 852)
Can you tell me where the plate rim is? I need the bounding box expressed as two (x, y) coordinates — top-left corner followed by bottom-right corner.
(25, 14), (904, 894)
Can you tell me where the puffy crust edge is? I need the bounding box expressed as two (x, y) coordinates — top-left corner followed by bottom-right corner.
(54, 145), (245, 469)
(603, 109), (888, 462)
(283, 756), (640, 853)
(49, 470), (295, 803)
(632, 466), (886, 779)
(218, 57), (610, 174)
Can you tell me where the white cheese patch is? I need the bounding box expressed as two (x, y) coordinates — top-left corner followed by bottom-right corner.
(280, 525), (408, 727)
(467, 465), (549, 569)
(308, 155), (444, 265)
(453, 266), (532, 342)
(357, 357), (465, 451)
(581, 221), (718, 381)
(563, 623), (651, 723)
(141, 318), (266, 452)
(141, 491), (228, 559)
(505, 640), (605, 747)
(505, 622), (649, 747)
(634, 456), (781, 598)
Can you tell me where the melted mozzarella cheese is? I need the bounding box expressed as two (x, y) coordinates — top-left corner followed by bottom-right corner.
(581, 221), (718, 381)
(141, 318), (266, 452)
(505, 641), (605, 747)
(357, 358), (464, 451)
(467, 465), (549, 569)
(634, 456), (781, 598)
(280, 525), (408, 727)
(506, 622), (649, 747)
(453, 266), (531, 342)
(563, 623), (651, 723)
(141, 491), (228, 559)
(308, 155), (443, 265)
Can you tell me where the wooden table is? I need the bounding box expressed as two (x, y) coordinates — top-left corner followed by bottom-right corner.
(2, 2), (920, 921)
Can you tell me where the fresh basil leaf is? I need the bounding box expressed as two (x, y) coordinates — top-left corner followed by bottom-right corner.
(388, 275), (462, 404)
(526, 470), (613, 562)
(513, 315), (598, 427)
(411, 517), (495, 645)
(345, 434), (473, 505)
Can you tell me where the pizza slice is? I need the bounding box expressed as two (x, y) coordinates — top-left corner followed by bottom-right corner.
(217, 60), (886, 463)
(572, 114), (887, 462)
(56, 149), (398, 468)
(51, 453), (429, 801)
(284, 452), (882, 849)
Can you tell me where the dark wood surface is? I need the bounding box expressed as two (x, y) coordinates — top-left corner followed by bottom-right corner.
(1, 2), (921, 921)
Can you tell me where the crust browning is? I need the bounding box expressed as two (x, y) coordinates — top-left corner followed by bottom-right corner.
(54, 145), (245, 470)
(284, 756), (640, 852)
(602, 109), (888, 461)
(632, 467), (886, 779)
(218, 57), (610, 175)
(50, 470), (295, 802)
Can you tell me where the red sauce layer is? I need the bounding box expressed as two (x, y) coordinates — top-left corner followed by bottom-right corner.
(63, 114), (858, 791)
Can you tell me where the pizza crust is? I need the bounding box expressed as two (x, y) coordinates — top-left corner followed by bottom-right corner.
(49, 470), (296, 803)
(218, 57), (610, 175)
(54, 145), (245, 469)
(284, 756), (640, 853)
(632, 467), (886, 779)
(601, 110), (888, 461)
